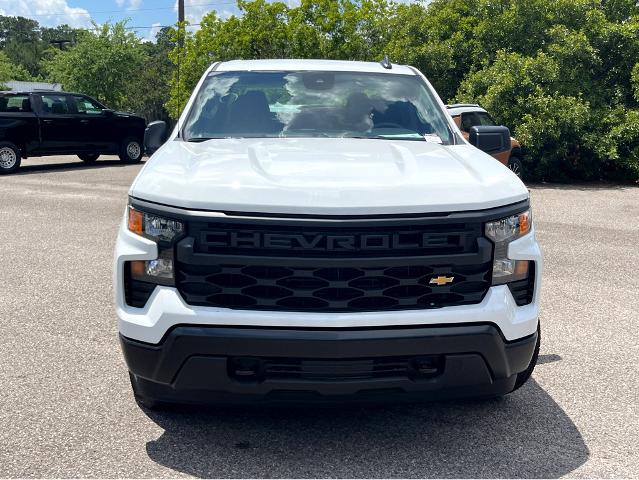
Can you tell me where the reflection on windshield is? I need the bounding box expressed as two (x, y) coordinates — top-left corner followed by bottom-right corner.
(184, 71), (452, 144)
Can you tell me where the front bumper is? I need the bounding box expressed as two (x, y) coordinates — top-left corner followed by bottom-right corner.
(122, 323), (538, 405)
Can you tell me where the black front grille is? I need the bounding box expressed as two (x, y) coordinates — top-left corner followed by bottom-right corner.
(174, 216), (493, 312)
(229, 356), (444, 382)
(177, 261), (491, 311)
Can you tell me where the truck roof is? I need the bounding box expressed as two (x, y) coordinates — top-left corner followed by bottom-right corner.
(215, 59), (417, 75)
(0, 91), (87, 96)
(446, 104), (487, 116)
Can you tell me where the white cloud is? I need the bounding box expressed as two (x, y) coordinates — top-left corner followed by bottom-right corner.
(115, 0), (142, 10)
(0, 0), (92, 28)
(144, 21), (163, 42)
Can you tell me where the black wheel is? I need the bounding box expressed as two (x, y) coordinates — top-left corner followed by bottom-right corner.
(0, 142), (21, 174)
(508, 156), (524, 178)
(78, 153), (100, 163)
(510, 324), (540, 393)
(119, 137), (143, 164)
(129, 372), (166, 411)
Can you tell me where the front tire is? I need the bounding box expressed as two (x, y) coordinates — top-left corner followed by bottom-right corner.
(78, 153), (100, 163)
(0, 142), (21, 175)
(119, 137), (143, 164)
(508, 156), (524, 178)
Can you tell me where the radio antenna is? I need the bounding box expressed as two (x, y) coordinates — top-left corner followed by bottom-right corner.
(380, 54), (392, 70)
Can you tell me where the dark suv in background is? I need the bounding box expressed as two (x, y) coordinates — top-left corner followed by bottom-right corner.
(0, 91), (146, 174)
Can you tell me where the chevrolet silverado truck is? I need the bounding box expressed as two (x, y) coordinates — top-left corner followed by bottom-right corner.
(115, 59), (542, 408)
(0, 91), (145, 174)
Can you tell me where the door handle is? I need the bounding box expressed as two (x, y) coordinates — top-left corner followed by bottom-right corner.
(43, 119), (53, 124)
(80, 119), (89, 124)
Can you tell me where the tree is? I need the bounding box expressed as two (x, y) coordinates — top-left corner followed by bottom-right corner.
(0, 51), (34, 88)
(454, 0), (639, 180)
(45, 21), (145, 110)
(126, 27), (175, 122)
(0, 16), (84, 78)
(160, 0), (639, 181)
(632, 63), (639, 102)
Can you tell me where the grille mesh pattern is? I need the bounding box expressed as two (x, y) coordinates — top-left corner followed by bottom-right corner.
(176, 261), (491, 312)
(258, 356), (443, 381)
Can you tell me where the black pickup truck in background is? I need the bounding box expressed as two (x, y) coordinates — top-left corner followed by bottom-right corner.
(0, 91), (146, 174)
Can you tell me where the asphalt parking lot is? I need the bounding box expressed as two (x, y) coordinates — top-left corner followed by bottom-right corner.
(0, 155), (638, 478)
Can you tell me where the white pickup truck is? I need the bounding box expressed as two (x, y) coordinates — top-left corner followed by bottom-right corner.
(114, 59), (542, 408)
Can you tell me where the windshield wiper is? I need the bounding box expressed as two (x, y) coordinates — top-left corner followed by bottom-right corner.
(347, 135), (426, 141)
(186, 136), (228, 142)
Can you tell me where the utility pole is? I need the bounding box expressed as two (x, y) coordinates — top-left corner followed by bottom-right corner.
(178, 0), (185, 47)
(178, 0), (185, 24)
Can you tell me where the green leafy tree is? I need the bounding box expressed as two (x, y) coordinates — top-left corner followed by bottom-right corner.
(163, 0), (639, 181)
(632, 63), (639, 102)
(45, 21), (145, 110)
(126, 27), (175, 122)
(0, 51), (34, 86)
(454, 0), (639, 180)
(0, 16), (84, 78)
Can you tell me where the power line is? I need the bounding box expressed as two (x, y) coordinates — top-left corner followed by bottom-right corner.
(9, 1), (237, 18)
(84, 23), (202, 30)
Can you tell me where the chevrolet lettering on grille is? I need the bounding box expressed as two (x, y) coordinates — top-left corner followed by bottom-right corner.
(202, 231), (458, 252)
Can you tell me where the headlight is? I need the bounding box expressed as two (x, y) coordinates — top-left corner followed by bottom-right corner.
(485, 210), (532, 285)
(127, 205), (184, 243)
(126, 205), (184, 287)
(128, 252), (174, 286)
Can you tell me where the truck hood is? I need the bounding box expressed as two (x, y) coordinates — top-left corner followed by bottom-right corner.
(131, 138), (528, 215)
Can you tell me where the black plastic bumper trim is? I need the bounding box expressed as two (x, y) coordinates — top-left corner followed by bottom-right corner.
(121, 323), (538, 404)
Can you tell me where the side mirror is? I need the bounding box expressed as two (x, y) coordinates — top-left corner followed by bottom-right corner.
(102, 108), (114, 116)
(144, 120), (167, 155)
(468, 126), (511, 154)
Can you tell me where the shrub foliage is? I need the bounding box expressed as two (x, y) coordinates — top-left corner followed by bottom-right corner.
(167, 0), (639, 181)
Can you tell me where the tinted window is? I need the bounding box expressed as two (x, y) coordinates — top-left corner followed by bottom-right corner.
(184, 71), (454, 144)
(0, 95), (31, 113)
(461, 111), (496, 131)
(460, 113), (475, 131)
(73, 96), (103, 115)
(475, 112), (497, 126)
(41, 94), (70, 115)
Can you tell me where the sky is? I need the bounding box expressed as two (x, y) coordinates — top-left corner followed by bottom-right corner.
(0, 0), (227, 40)
(0, 0), (422, 42)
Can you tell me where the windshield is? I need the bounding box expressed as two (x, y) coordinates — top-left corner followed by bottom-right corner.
(183, 71), (454, 144)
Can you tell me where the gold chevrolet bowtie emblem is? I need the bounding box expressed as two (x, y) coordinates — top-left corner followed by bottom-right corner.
(429, 276), (454, 286)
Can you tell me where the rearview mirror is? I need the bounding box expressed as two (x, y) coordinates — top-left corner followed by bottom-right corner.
(468, 126), (511, 154)
(144, 120), (168, 156)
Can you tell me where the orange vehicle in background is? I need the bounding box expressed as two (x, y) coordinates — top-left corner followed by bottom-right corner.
(447, 104), (523, 178)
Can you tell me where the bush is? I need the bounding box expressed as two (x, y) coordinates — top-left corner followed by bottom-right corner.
(166, 0), (639, 182)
